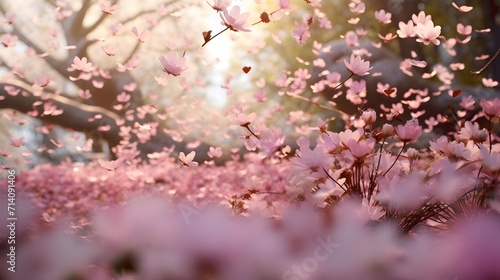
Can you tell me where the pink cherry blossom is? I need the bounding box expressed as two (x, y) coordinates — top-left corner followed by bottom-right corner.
(349, 2), (365, 14)
(159, 52), (187, 76)
(377, 173), (428, 210)
(395, 120), (422, 142)
(220, 6), (251, 32)
(397, 20), (416, 38)
(33, 74), (52, 88)
(98, 0), (118, 15)
(10, 136), (24, 147)
(116, 92), (131, 103)
(482, 78), (499, 88)
(480, 98), (500, 118)
(210, 0), (231, 11)
(456, 23), (472, 35)
(458, 121), (488, 143)
(131, 26), (149, 42)
(108, 23), (122, 36)
(101, 45), (117, 56)
(452, 2), (473, 12)
(69, 56), (94, 72)
(344, 30), (359, 46)
(480, 145), (500, 172)
(378, 32), (397, 43)
(346, 79), (366, 104)
(292, 21), (310, 45)
(1, 33), (18, 47)
(344, 54), (373, 76)
(345, 138), (375, 159)
(229, 112), (256, 126)
(98, 158), (125, 171)
(361, 110), (376, 125)
(415, 20), (441, 45)
(207, 146), (223, 159)
(179, 151), (198, 167)
(257, 127), (285, 158)
(2, 12), (15, 24)
(279, 0), (291, 11)
(374, 9), (391, 24)
(411, 11), (432, 25)
(289, 137), (334, 188)
(459, 95), (475, 111)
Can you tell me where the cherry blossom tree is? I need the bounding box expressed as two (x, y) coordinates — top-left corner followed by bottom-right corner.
(0, 0), (213, 163)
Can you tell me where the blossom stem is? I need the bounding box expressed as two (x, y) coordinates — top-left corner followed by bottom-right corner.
(289, 94), (349, 118)
(324, 72), (354, 96)
(471, 47), (500, 76)
(383, 142), (406, 176)
(374, 139), (386, 173)
(202, 27), (229, 47)
(251, 9), (281, 26)
(488, 118), (493, 153)
(323, 168), (347, 192)
(244, 125), (261, 140)
(253, 191), (286, 195)
(368, 140), (384, 201)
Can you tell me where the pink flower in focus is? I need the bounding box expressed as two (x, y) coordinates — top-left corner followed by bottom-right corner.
(458, 121), (488, 143)
(159, 52), (187, 76)
(411, 11), (431, 25)
(70, 56), (94, 72)
(344, 54), (373, 76)
(397, 20), (416, 38)
(220, 6), (251, 32)
(179, 151), (198, 167)
(415, 21), (441, 45)
(395, 120), (422, 142)
(374, 9), (391, 24)
(480, 98), (500, 118)
(345, 138), (375, 159)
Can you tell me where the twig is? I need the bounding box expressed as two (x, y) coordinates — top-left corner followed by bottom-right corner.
(471, 48), (500, 76)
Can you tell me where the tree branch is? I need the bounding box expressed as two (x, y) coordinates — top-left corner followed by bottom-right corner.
(0, 80), (212, 161)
